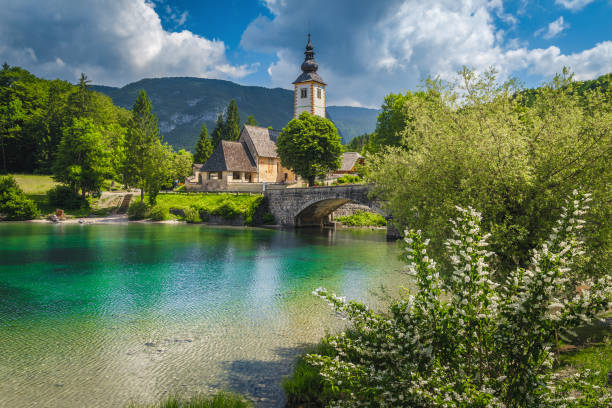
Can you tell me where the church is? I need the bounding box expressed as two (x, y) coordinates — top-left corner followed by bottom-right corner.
(187, 35), (362, 192)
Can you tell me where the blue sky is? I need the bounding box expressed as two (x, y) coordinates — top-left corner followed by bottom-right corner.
(1, 0), (610, 107)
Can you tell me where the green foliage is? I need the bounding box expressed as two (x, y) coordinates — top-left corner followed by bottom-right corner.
(0, 175), (39, 220)
(127, 201), (150, 220)
(333, 174), (362, 185)
(52, 117), (113, 196)
(344, 133), (371, 153)
(47, 185), (87, 210)
(211, 113), (224, 148)
(171, 149), (194, 183)
(150, 204), (171, 221)
(262, 213), (275, 224)
(283, 339), (340, 406)
(123, 89), (175, 204)
(222, 99), (240, 142)
(276, 112), (342, 186)
(366, 69), (612, 278)
(194, 124), (213, 164)
(0, 64), (129, 174)
(336, 210), (386, 227)
(369, 91), (425, 151)
(153, 193), (263, 225)
(183, 207), (201, 223)
(308, 193), (612, 407)
(127, 392), (252, 408)
(244, 114), (258, 126)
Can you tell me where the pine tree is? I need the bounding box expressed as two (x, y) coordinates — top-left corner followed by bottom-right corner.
(222, 99), (240, 141)
(245, 115), (258, 126)
(211, 113), (224, 147)
(194, 124), (213, 164)
(123, 89), (163, 203)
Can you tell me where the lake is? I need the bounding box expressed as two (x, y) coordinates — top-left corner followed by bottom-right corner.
(0, 223), (407, 407)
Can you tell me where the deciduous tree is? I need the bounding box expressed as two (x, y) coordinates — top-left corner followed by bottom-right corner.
(276, 112), (342, 186)
(52, 117), (112, 197)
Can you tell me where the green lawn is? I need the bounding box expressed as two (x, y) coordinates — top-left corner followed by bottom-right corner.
(10, 174), (58, 194)
(152, 193), (263, 224)
(558, 316), (612, 386)
(336, 210), (387, 227)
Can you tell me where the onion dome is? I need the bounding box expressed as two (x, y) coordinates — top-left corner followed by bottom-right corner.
(293, 34), (326, 85)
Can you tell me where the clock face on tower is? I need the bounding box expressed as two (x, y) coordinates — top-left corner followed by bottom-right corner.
(293, 34), (326, 118)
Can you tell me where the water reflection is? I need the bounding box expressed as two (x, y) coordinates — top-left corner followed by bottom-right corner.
(0, 223), (407, 407)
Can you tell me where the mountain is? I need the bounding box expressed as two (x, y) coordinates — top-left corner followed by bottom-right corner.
(92, 77), (378, 150)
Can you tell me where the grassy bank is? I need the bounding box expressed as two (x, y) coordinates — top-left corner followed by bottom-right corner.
(10, 174), (58, 194)
(335, 210), (386, 227)
(144, 193), (264, 225)
(127, 392), (251, 408)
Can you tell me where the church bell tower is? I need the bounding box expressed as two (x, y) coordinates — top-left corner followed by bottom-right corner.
(293, 34), (326, 118)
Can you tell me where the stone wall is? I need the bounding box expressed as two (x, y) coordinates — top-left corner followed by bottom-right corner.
(331, 202), (376, 218)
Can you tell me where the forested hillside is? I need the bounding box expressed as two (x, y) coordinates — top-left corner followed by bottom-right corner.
(0, 64), (129, 173)
(92, 77), (379, 148)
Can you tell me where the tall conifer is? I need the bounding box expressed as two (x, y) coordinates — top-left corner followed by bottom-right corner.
(123, 89), (162, 203)
(223, 99), (240, 141)
(194, 124), (213, 164)
(211, 113), (224, 147)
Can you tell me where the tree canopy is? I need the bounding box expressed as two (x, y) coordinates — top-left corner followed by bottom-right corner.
(276, 112), (342, 186)
(52, 117), (113, 197)
(0, 64), (129, 174)
(366, 68), (611, 277)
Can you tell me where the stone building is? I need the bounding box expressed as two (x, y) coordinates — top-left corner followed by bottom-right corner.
(191, 125), (297, 191)
(188, 35), (360, 192)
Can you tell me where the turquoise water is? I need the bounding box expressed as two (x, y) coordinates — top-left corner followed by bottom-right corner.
(0, 223), (407, 407)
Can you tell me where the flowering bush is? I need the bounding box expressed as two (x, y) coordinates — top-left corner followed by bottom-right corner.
(308, 191), (611, 407)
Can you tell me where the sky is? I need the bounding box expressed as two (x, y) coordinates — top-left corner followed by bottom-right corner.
(0, 0), (610, 107)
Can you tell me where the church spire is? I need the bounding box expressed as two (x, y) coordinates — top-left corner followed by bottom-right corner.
(293, 34), (325, 85)
(301, 33), (318, 73)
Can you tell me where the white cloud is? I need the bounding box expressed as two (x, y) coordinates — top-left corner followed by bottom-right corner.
(241, 0), (611, 106)
(555, 0), (595, 11)
(535, 16), (569, 39)
(0, 0), (256, 86)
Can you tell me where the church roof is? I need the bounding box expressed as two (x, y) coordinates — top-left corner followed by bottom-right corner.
(338, 152), (364, 172)
(293, 71), (326, 84)
(241, 125), (280, 158)
(200, 140), (257, 173)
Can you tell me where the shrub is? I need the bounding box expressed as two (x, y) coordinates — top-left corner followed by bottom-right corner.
(127, 201), (150, 220)
(334, 174), (362, 185)
(307, 191), (611, 407)
(47, 185), (86, 209)
(336, 210), (386, 226)
(262, 213), (275, 225)
(0, 175), (40, 220)
(184, 207), (201, 223)
(211, 202), (240, 220)
(150, 204), (170, 221)
(283, 337), (342, 406)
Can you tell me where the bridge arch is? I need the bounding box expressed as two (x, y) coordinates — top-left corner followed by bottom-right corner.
(294, 197), (386, 227)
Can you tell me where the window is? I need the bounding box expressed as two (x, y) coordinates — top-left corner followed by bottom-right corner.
(301, 88), (307, 98)
(233, 172), (241, 180)
(317, 88), (322, 99)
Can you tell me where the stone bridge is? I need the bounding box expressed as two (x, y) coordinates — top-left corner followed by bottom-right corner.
(264, 184), (401, 239)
